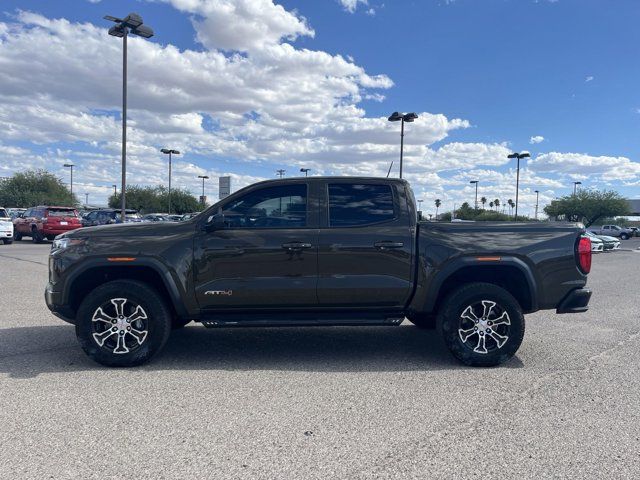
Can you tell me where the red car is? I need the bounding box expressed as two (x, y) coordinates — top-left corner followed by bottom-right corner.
(13, 206), (82, 243)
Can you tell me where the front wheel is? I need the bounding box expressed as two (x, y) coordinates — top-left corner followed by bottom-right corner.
(76, 280), (172, 367)
(437, 282), (525, 367)
(620, 233), (629, 240)
(31, 228), (43, 243)
(3, 239), (13, 245)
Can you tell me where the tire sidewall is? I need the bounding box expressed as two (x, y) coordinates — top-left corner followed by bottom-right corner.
(438, 283), (525, 367)
(76, 280), (172, 367)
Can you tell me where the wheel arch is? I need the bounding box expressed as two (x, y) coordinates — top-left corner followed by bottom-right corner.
(64, 261), (188, 320)
(426, 257), (538, 315)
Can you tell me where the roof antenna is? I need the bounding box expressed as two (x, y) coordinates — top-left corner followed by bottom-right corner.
(386, 160), (394, 178)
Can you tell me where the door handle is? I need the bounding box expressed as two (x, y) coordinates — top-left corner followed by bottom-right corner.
(282, 242), (312, 251)
(374, 241), (404, 250)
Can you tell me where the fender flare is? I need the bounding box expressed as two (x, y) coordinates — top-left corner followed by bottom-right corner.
(62, 257), (189, 318)
(421, 255), (539, 313)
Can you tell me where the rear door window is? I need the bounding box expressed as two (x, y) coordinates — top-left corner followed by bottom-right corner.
(328, 184), (396, 227)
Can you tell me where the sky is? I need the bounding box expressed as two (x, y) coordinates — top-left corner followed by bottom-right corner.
(0, 0), (639, 217)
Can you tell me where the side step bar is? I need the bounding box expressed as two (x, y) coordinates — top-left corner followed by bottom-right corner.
(200, 314), (405, 328)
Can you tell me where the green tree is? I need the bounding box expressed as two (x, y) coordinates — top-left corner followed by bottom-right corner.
(109, 185), (200, 214)
(480, 196), (487, 209)
(544, 189), (630, 227)
(0, 169), (76, 207)
(494, 198), (500, 211)
(434, 198), (441, 219)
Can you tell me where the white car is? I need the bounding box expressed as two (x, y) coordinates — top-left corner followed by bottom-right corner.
(596, 234), (621, 251)
(583, 231), (604, 253)
(0, 207), (14, 245)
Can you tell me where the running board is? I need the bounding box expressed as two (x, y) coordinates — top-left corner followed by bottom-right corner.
(200, 313), (405, 328)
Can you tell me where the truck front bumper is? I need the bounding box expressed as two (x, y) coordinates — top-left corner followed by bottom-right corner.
(45, 283), (75, 324)
(556, 288), (592, 314)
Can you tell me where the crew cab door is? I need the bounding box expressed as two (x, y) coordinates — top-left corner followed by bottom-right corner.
(193, 182), (319, 310)
(316, 181), (414, 307)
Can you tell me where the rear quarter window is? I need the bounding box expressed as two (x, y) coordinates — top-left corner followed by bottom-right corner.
(328, 183), (396, 227)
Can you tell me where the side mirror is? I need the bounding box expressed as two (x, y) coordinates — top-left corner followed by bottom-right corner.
(204, 212), (225, 231)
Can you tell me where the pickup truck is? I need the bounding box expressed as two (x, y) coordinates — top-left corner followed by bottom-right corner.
(589, 225), (633, 240)
(45, 177), (592, 368)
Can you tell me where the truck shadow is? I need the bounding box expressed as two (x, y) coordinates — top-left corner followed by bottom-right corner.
(0, 324), (523, 378)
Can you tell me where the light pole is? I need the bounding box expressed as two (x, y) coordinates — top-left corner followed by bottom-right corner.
(469, 180), (479, 209)
(112, 184), (117, 196)
(507, 151), (530, 221)
(198, 175), (209, 206)
(300, 168), (311, 177)
(276, 169), (286, 178)
(63, 164), (74, 202)
(104, 13), (154, 222)
(387, 111), (418, 179)
(161, 149), (180, 214)
(84, 193), (89, 206)
(534, 190), (540, 220)
(573, 181), (582, 195)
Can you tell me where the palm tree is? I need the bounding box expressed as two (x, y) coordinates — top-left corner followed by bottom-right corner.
(494, 199), (500, 212)
(434, 198), (442, 219)
(507, 199), (514, 217)
(489, 201), (494, 210)
(480, 196), (487, 210)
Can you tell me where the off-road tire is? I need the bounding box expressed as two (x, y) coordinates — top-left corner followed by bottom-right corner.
(76, 280), (172, 367)
(437, 282), (525, 367)
(31, 227), (43, 244)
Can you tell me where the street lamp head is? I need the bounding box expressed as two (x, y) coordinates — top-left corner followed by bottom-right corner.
(469, 180), (478, 184)
(535, 190), (539, 193)
(131, 24), (154, 38)
(574, 181), (582, 185)
(403, 112), (418, 122)
(388, 112), (403, 122)
(161, 148), (180, 155)
(122, 13), (143, 29)
(108, 24), (126, 37)
(63, 163), (74, 167)
(198, 175), (209, 180)
(519, 151), (531, 159)
(507, 153), (519, 159)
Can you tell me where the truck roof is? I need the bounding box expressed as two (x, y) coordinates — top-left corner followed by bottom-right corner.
(247, 176), (410, 187)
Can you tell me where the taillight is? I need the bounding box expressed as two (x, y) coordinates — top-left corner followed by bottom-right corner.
(577, 236), (591, 274)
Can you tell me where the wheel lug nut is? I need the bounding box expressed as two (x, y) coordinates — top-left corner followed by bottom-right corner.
(111, 319), (116, 324)
(111, 327), (117, 332)
(127, 327), (131, 331)
(474, 327), (478, 331)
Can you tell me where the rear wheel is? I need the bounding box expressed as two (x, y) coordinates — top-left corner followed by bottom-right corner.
(437, 282), (525, 367)
(31, 227), (43, 243)
(620, 233), (629, 240)
(3, 239), (12, 245)
(76, 280), (172, 367)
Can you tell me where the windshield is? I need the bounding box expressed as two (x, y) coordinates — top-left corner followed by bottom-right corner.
(0, 208), (8, 218)
(47, 208), (78, 217)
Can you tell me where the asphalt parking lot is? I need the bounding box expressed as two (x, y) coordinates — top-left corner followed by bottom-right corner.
(1, 239), (640, 479)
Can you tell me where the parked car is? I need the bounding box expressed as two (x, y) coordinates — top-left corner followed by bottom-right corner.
(82, 209), (142, 227)
(583, 231), (604, 253)
(46, 177), (592, 368)
(167, 214), (183, 222)
(181, 212), (200, 221)
(141, 213), (168, 222)
(593, 234), (620, 251)
(628, 227), (639, 237)
(589, 225), (633, 240)
(0, 207), (14, 245)
(7, 208), (27, 220)
(13, 206), (82, 243)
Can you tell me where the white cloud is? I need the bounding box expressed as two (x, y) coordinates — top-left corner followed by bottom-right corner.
(166, 0), (314, 52)
(529, 135), (545, 144)
(529, 152), (640, 182)
(338, 0), (369, 13)
(585, 75), (594, 82)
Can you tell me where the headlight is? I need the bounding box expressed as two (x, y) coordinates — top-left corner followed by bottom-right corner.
(51, 237), (86, 251)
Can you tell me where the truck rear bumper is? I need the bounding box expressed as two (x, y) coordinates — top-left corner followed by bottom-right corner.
(556, 288), (592, 314)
